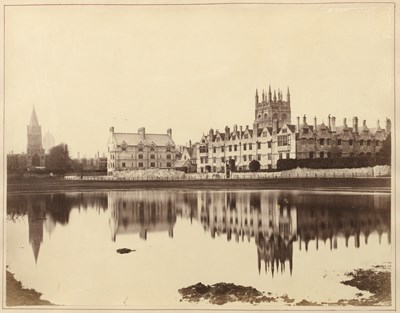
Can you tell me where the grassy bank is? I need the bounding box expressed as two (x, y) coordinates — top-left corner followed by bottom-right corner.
(7, 177), (390, 194)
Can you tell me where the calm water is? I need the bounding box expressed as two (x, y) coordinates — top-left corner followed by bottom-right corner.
(6, 189), (391, 307)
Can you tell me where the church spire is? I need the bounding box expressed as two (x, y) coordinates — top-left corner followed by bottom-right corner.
(273, 90), (277, 102)
(29, 106), (39, 126)
(287, 87), (290, 102)
(255, 89), (259, 104)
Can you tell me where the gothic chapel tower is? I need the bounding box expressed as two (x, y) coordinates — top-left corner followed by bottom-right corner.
(27, 106), (45, 168)
(254, 85), (292, 129)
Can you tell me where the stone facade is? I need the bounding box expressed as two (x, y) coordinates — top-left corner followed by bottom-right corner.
(196, 85), (391, 173)
(296, 115), (391, 159)
(197, 86), (296, 172)
(27, 107), (45, 168)
(107, 127), (179, 174)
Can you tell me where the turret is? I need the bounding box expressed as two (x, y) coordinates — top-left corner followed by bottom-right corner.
(286, 87), (290, 103)
(255, 89), (259, 105)
(273, 90), (277, 102)
(268, 85), (272, 102)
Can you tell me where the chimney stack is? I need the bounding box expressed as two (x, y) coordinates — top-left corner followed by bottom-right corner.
(253, 122), (258, 138)
(272, 119), (278, 134)
(352, 117), (358, 133)
(328, 115), (331, 131)
(209, 128), (214, 140)
(385, 118), (391, 133)
(138, 127), (146, 139)
(343, 118), (347, 127)
(331, 116), (336, 132)
(314, 116), (317, 131)
(225, 126), (230, 140)
(303, 114), (307, 124)
(297, 116), (300, 133)
(233, 124), (238, 133)
(363, 120), (367, 127)
(110, 126), (114, 133)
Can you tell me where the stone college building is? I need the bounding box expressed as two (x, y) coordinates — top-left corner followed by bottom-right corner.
(107, 127), (179, 174)
(197, 86), (391, 173)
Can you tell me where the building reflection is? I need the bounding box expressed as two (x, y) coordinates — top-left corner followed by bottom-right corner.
(7, 193), (108, 264)
(8, 190), (390, 272)
(109, 191), (178, 241)
(197, 192), (296, 275)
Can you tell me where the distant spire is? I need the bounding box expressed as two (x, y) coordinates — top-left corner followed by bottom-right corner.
(255, 89), (259, 104)
(287, 87), (290, 102)
(262, 89), (265, 101)
(273, 90), (277, 102)
(29, 106), (39, 126)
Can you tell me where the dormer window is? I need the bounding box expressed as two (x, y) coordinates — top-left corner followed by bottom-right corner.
(244, 134), (248, 139)
(121, 142), (127, 151)
(303, 129), (309, 135)
(138, 144), (144, 152)
(282, 128), (287, 134)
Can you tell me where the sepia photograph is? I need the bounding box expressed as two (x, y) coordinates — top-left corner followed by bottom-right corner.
(1, 0), (397, 311)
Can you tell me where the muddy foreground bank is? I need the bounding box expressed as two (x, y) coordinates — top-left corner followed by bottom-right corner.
(6, 270), (53, 306)
(179, 265), (391, 306)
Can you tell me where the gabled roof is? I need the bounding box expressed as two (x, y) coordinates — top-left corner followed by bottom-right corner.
(172, 159), (192, 168)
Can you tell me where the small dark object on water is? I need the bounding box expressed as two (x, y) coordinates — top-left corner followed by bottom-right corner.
(116, 248), (135, 254)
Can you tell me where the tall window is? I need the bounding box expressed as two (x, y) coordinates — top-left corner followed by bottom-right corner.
(268, 141), (271, 148)
(257, 142), (261, 149)
(150, 154), (155, 159)
(229, 145), (232, 152)
(139, 162), (143, 167)
(213, 147), (216, 153)
(234, 145), (237, 151)
(166, 155), (171, 159)
(243, 155), (247, 161)
(243, 144), (247, 151)
(138, 154), (143, 159)
(320, 139), (324, 145)
(249, 143), (252, 150)
(167, 162), (171, 167)
(278, 135), (288, 146)
(150, 162), (156, 167)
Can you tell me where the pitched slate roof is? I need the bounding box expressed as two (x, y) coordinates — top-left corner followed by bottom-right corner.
(114, 133), (174, 146)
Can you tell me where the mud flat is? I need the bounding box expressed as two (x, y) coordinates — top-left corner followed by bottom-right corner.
(6, 270), (53, 306)
(179, 265), (391, 306)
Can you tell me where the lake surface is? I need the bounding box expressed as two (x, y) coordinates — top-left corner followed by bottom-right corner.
(6, 189), (391, 307)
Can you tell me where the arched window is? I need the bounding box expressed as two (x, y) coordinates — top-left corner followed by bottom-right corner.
(138, 154), (143, 159)
(282, 114), (287, 123)
(272, 113), (278, 120)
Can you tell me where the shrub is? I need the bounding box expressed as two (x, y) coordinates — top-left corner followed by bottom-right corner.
(249, 160), (261, 172)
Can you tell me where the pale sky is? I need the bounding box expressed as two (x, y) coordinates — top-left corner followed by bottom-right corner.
(4, 3), (394, 158)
